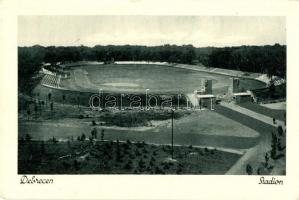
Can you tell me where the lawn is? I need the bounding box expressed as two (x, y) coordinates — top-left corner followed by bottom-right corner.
(237, 102), (286, 121)
(215, 105), (275, 133)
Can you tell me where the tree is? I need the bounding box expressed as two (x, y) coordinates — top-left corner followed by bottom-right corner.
(73, 159), (79, 170)
(27, 109), (31, 120)
(101, 129), (105, 141)
(271, 132), (278, 159)
(62, 94), (66, 104)
(264, 153), (269, 168)
(124, 160), (133, 170)
(48, 93), (52, 101)
(18, 46), (44, 93)
(116, 140), (122, 162)
(91, 128), (98, 139)
(81, 133), (86, 141)
(52, 136), (58, 144)
(246, 164), (253, 175)
(34, 103), (38, 119)
(40, 141), (45, 155)
(50, 102), (54, 112)
(277, 126), (283, 136)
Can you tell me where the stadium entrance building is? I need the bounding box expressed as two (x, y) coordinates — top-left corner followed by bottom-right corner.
(233, 92), (252, 103)
(195, 79), (216, 110)
(197, 94), (216, 110)
(231, 78), (253, 103)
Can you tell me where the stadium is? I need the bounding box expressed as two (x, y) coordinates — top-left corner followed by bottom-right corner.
(35, 61), (268, 108)
(40, 61), (266, 93)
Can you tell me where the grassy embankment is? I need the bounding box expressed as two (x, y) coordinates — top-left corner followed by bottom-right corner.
(19, 93), (191, 127)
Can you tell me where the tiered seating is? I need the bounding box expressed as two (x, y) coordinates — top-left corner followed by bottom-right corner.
(41, 73), (60, 88)
(274, 78), (286, 86)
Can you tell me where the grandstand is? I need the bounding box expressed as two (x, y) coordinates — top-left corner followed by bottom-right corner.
(40, 73), (61, 89)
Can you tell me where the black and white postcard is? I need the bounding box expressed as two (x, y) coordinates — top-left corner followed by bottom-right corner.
(0, 0), (299, 199)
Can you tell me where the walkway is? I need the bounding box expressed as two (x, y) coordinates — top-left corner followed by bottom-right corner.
(221, 102), (284, 127)
(217, 102), (285, 175)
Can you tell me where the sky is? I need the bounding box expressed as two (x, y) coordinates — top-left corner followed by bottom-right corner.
(18, 16), (286, 47)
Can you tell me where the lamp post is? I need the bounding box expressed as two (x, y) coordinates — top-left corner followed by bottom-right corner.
(145, 89), (149, 110)
(99, 89), (103, 109)
(177, 94), (181, 110)
(120, 94), (125, 110)
(171, 109), (174, 159)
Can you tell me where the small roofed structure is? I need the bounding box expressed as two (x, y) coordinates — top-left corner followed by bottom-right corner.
(233, 91), (253, 103)
(193, 79), (215, 110)
(197, 94), (216, 110)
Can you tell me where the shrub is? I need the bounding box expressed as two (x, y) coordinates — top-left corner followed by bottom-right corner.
(129, 154), (135, 160)
(81, 133), (86, 141)
(73, 160), (79, 170)
(176, 166), (183, 174)
(154, 167), (164, 174)
(62, 161), (71, 169)
(138, 159), (146, 169)
(278, 126), (283, 136)
(136, 142), (143, 148)
(40, 141), (45, 155)
(142, 148), (148, 154)
(246, 164), (253, 175)
(124, 161), (132, 170)
(135, 149), (141, 156)
(163, 164), (170, 170)
(78, 115), (84, 119)
(52, 136), (58, 144)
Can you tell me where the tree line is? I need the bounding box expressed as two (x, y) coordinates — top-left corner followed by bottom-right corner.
(18, 44), (286, 93)
(203, 44), (286, 78)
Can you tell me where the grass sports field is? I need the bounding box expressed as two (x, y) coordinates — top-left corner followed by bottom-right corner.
(60, 64), (266, 94)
